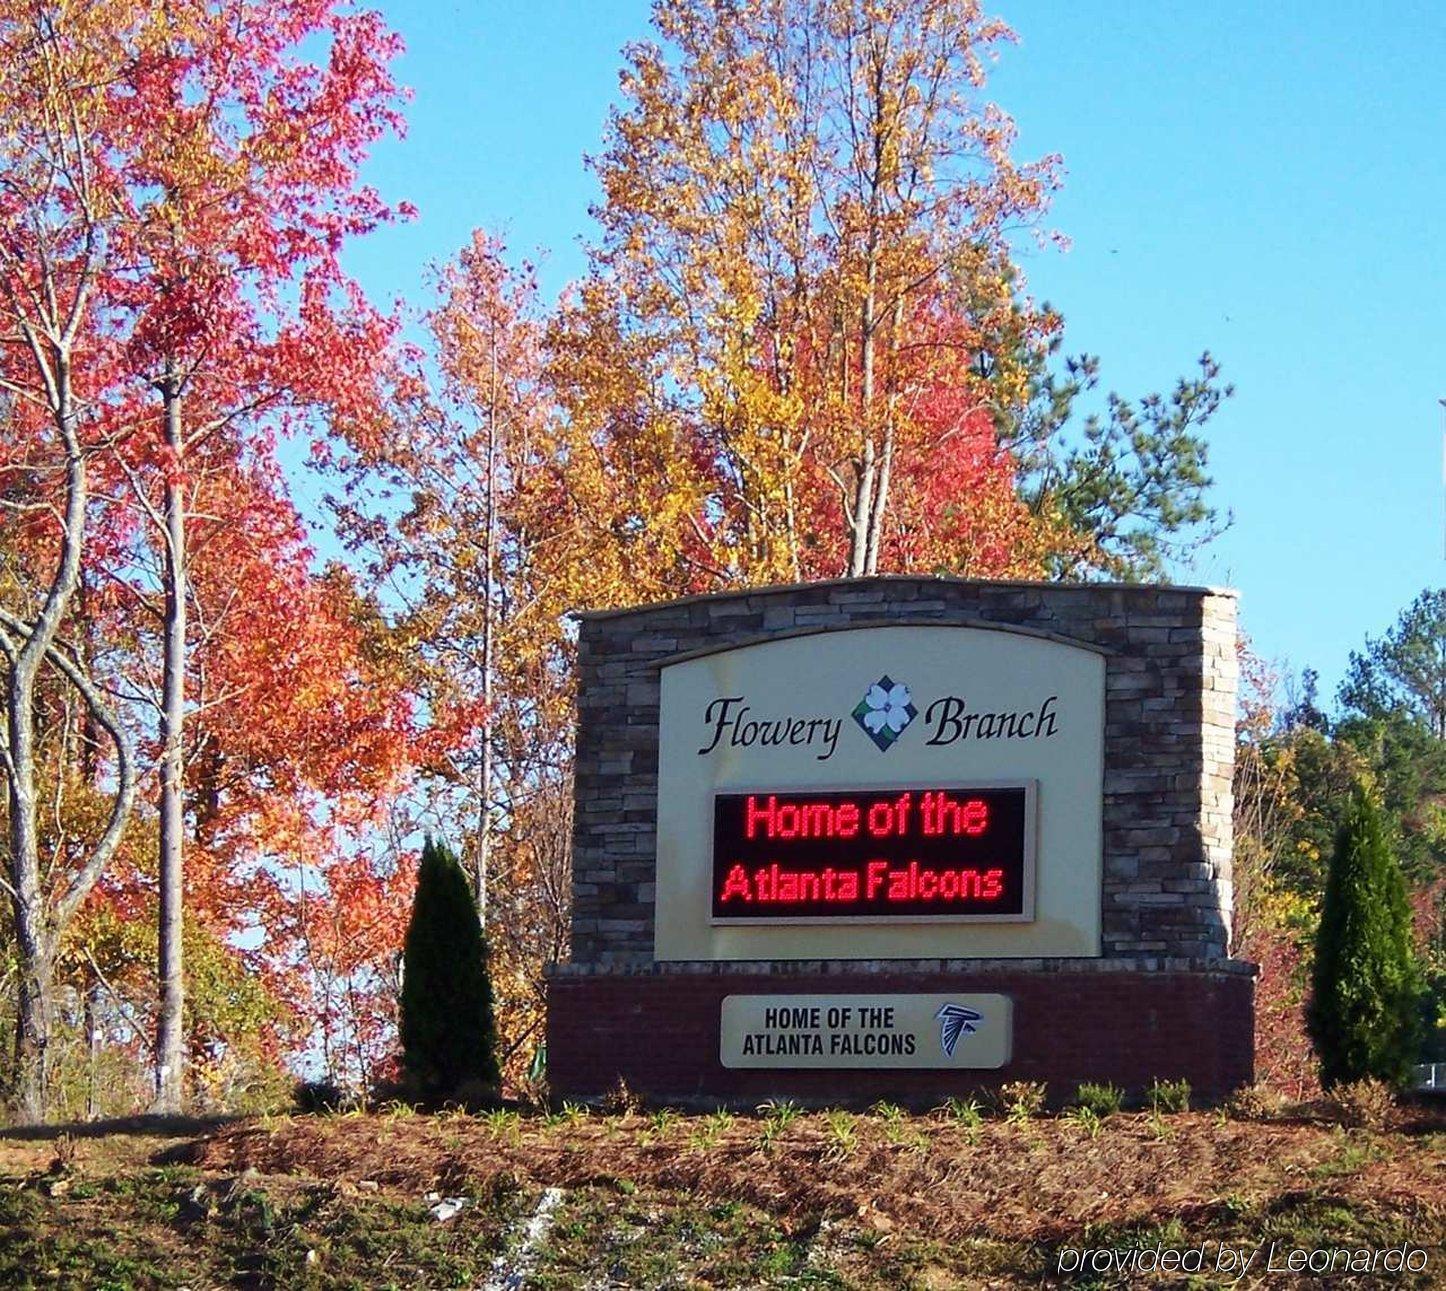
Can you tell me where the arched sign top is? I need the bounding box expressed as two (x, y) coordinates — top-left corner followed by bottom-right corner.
(652, 617), (1112, 673)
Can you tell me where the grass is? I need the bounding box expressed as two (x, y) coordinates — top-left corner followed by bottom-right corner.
(1039, 1195), (1437, 1290)
(1306, 1126), (1390, 1180)
(1063, 1104), (1104, 1138)
(689, 1109), (734, 1151)
(533, 1191), (826, 1288)
(821, 1108), (858, 1159)
(0, 1099), (1441, 1287)
(938, 1095), (985, 1134)
(0, 1166), (532, 1289)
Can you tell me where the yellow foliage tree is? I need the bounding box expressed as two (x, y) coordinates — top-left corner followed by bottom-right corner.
(568, 0), (1063, 586)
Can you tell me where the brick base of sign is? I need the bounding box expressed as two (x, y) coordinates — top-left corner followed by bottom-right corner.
(546, 960), (1256, 1107)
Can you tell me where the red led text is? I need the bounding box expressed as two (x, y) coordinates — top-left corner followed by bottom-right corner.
(712, 785), (1031, 921)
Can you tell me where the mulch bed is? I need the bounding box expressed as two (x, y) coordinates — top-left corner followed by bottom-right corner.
(191, 1107), (1446, 1243)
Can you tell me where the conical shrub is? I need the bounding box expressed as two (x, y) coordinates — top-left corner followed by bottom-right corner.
(1307, 786), (1423, 1089)
(399, 837), (500, 1102)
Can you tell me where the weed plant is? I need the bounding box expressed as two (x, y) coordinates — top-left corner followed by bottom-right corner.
(1072, 1082), (1123, 1117)
(1147, 1079), (1190, 1114)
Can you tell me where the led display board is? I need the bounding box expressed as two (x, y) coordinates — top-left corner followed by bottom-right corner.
(711, 785), (1034, 922)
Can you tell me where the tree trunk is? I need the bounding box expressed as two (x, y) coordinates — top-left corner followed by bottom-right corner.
(85, 981), (101, 1121)
(473, 330), (499, 926)
(12, 909), (53, 1124)
(847, 260), (879, 577)
(7, 669), (48, 1121)
(78, 573), (101, 784)
(862, 298), (905, 576)
(153, 379), (187, 1114)
(3, 366), (87, 1124)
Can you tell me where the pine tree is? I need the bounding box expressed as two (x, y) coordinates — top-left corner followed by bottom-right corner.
(399, 838), (500, 1102)
(1307, 786), (1423, 1088)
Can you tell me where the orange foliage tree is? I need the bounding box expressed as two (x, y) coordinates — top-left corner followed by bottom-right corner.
(72, 435), (424, 1106)
(97, 0), (407, 1113)
(3, 0), (414, 1116)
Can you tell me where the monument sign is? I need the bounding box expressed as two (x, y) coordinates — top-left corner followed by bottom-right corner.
(548, 576), (1253, 1103)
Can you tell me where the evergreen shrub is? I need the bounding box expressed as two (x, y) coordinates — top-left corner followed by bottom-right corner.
(399, 838), (500, 1104)
(1307, 786), (1423, 1089)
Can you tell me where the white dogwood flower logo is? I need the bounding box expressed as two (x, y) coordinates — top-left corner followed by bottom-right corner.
(851, 674), (918, 751)
(863, 682), (913, 733)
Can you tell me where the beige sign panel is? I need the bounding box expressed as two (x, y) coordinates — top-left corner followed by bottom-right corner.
(721, 993), (1012, 1069)
(655, 624), (1105, 960)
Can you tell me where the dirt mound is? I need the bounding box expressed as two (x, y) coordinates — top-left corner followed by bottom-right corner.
(192, 1108), (1446, 1243)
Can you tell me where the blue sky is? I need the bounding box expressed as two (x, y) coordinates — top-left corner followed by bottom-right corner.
(329, 0), (1446, 703)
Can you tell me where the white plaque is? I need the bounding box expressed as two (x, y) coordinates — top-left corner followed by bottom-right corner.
(720, 992), (1012, 1069)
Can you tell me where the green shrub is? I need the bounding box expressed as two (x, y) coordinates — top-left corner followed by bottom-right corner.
(399, 837), (500, 1104)
(1072, 1082), (1123, 1116)
(1147, 1078), (1190, 1113)
(1307, 787), (1424, 1089)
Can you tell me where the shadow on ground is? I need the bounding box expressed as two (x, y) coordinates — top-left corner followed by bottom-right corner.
(0, 1114), (235, 1144)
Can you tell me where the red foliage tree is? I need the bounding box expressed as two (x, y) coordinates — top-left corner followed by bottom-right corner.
(72, 0), (410, 1110)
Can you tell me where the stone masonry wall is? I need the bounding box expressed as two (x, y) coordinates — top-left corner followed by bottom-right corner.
(570, 576), (1237, 965)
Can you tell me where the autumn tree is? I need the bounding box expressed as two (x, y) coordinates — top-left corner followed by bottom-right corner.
(1, 0), (409, 1117)
(23, 437), (423, 1110)
(329, 235), (573, 1082)
(0, 0), (145, 1120)
(548, 0), (1231, 592)
(1230, 645), (1343, 1097)
(138, 445), (416, 1097)
(84, 0), (406, 1113)
(569, 0), (1063, 585)
(348, 235), (548, 920)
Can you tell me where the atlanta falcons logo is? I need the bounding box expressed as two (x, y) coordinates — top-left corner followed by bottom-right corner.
(934, 1003), (982, 1057)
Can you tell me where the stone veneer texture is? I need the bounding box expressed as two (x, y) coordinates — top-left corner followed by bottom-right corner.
(569, 576), (1237, 967)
